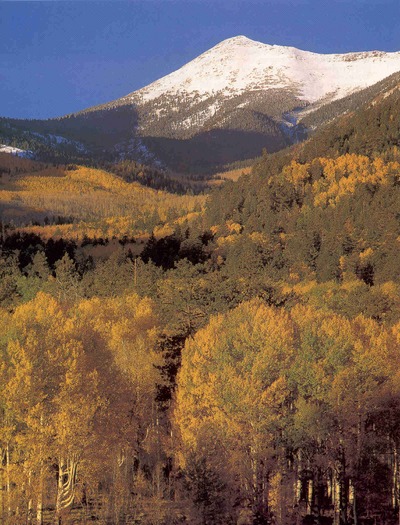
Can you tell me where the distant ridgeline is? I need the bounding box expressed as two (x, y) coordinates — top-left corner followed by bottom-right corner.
(1, 41), (400, 525)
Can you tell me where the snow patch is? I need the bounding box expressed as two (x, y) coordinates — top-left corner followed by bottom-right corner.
(30, 131), (87, 152)
(0, 145), (34, 158)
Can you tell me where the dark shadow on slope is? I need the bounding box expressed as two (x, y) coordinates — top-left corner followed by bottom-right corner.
(0, 104), (140, 162)
(141, 127), (290, 175)
(1, 99), (294, 174)
(1, 102), (293, 175)
(0, 201), (76, 228)
(57, 104), (140, 149)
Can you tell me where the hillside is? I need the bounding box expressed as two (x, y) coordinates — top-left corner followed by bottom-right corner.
(204, 79), (400, 289)
(0, 153), (205, 239)
(298, 70), (400, 130)
(2, 89), (400, 522)
(298, 80), (400, 160)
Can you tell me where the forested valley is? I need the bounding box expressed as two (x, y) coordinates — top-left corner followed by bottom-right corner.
(1, 85), (400, 525)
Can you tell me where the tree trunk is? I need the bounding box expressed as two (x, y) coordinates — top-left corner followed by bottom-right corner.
(333, 473), (340, 525)
(338, 445), (348, 525)
(54, 457), (78, 525)
(295, 450), (302, 505)
(353, 490), (357, 525)
(315, 467), (325, 522)
(0, 447), (3, 523)
(307, 478), (313, 515)
(36, 465), (43, 525)
(27, 470), (33, 525)
(249, 449), (269, 525)
(253, 459), (269, 525)
(6, 443), (11, 519)
(393, 442), (399, 512)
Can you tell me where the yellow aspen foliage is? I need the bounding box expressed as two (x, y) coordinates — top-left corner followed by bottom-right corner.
(176, 298), (400, 520)
(176, 299), (296, 469)
(0, 163), (206, 238)
(226, 220), (242, 234)
(0, 290), (161, 521)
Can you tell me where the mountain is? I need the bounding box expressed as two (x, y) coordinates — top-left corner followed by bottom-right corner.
(173, 36), (400, 99)
(206, 66), (400, 213)
(1, 36), (400, 173)
(126, 35), (400, 129)
(297, 73), (400, 161)
(2, 39), (400, 525)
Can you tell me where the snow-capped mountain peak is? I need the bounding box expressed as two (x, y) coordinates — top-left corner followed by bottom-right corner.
(130, 36), (400, 105)
(6, 36), (399, 174)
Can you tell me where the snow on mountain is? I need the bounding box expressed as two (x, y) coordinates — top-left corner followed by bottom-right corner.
(129, 35), (400, 105)
(3, 36), (399, 172)
(0, 144), (34, 158)
(30, 132), (87, 152)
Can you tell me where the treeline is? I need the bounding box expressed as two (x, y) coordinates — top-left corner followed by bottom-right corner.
(134, 87), (303, 141)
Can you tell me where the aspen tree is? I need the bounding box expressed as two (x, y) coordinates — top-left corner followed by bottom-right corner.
(176, 300), (296, 524)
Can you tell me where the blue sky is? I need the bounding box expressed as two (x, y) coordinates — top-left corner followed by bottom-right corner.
(1, 0), (400, 119)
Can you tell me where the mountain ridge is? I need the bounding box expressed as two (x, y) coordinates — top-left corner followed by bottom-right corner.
(1, 36), (400, 173)
(126, 35), (400, 105)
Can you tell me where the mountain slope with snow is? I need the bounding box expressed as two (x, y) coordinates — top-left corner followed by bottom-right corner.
(129, 36), (400, 105)
(1, 36), (400, 173)
(110, 35), (400, 154)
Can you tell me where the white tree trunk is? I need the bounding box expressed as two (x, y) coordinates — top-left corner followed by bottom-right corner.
(6, 443), (11, 518)
(36, 465), (43, 525)
(55, 457), (78, 524)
